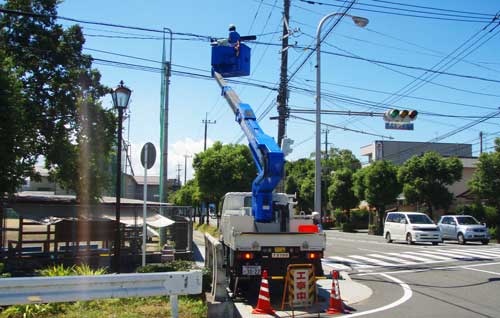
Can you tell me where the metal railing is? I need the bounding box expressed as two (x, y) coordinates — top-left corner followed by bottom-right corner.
(0, 270), (202, 318)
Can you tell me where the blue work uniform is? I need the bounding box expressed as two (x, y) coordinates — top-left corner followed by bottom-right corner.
(228, 30), (241, 46)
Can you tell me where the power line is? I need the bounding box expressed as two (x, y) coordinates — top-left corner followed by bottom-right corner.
(297, 0), (496, 23)
(367, 0), (494, 17)
(290, 114), (394, 139)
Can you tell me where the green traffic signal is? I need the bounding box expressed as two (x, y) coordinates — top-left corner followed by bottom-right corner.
(390, 109), (399, 118)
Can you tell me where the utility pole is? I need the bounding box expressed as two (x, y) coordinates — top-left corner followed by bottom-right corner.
(183, 154), (192, 185)
(322, 128), (330, 159)
(480, 131), (483, 154)
(277, 0), (290, 147)
(176, 164), (182, 186)
(202, 112), (216, 151)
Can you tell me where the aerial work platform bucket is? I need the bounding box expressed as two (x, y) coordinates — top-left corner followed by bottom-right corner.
(211, 43), (250, 78)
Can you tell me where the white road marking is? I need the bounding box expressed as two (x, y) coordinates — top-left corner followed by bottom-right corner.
(354, 261), (500, 277)
(348, 255), (395, 266)
(346, 273), (413, 317)
(462, 267), (500, 276)
(325, 256), (375, 269)
(366, 253), (417, 265)
(403, 251), (453, 261)
(432, 249), (492, 260)
(389, 252), (440, 263)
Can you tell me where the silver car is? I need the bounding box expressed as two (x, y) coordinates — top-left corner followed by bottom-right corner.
(438, 215), (490, 245)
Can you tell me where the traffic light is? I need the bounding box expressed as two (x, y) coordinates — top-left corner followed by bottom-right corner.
(384, 109), (418, 122)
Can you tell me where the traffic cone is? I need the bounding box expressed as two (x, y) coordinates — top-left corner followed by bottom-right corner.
(325, 270), (346, 314)
(252, 270), (275, 315)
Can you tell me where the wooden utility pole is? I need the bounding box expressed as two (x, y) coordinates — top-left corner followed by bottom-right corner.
(277, 0), (290, 147)
(480, 131), (483, 154)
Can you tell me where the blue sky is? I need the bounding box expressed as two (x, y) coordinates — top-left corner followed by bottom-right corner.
(51, 0), (500, 181)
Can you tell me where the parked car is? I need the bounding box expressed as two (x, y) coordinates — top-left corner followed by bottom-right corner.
(321, 215), (334, 229)
(384, 212), (442, 245)
(438, 215), (490, 245)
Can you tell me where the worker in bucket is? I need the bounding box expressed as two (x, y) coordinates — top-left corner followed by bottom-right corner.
(213, 24), (241, 55)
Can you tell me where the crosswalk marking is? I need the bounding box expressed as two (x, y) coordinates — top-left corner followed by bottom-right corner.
(366, 253), (416, 265)
(404, 251), (453, 261)
(348, 255), (395, 266)
(386, 252), (438, 263)
(326, 256), (375, 269)
(428, 250), (491, 260)
(324, 248), (500, 272)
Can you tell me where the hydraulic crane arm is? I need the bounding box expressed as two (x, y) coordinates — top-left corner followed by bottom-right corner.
(213, 71), (284, 222)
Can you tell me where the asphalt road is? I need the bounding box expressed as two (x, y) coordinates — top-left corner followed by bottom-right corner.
(323, 230), (500, 318)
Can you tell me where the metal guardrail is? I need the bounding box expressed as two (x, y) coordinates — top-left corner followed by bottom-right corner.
(204, 233), (228, 301)
(0, 271), (202, 318)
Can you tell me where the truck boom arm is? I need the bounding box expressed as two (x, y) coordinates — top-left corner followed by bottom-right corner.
(214, 72), (284, 222)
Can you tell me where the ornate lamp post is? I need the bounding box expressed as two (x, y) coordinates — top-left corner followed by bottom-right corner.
(111, 80), (131, 273)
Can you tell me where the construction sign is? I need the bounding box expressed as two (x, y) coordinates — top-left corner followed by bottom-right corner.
(281, 264), (317, 310)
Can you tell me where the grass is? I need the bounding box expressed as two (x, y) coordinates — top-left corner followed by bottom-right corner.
(193, 223), (219, 237)
(0, 264), (207, 318)
(0, 296), (206, 318)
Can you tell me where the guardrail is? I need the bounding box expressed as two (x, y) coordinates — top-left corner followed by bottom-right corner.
(204, 233), (228, 301)
(0, 270), (202, 318)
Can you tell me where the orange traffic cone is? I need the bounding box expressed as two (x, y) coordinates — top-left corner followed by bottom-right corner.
(252, 270), (275, 315)
(325, 270), (346, 314)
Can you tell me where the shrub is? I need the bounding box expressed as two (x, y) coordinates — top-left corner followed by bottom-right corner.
(137, 260), (194, 273)
(341, 222), (356, 233)
(351, 209), (369, 229)
(489, 227), (497, 242)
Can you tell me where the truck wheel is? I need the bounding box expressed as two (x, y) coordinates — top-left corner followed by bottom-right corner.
(432, 242), (439, 246)
(385, 232), (392, 243)
(458, 233), (466, 245)
(406, 233), (414, 245)
(481, 239), (489, 245)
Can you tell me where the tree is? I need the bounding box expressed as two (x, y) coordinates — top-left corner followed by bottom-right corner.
(469, 147), (500, 242)
(192, 142), (256, 211)
(0, 50), (37, 197)
(398, 152), (462, 218)
(285, 159), (314, 211)
(354, 161), (401, 233)
(0, 0), (114, 202)
(328, 168), (358, 219)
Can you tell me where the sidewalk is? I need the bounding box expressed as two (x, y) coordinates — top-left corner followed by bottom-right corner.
(192, 230), (206, 268)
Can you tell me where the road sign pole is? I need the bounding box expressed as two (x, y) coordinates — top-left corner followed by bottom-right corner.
(142, 143), (148, 267)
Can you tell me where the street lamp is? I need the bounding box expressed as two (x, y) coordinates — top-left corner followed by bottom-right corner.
(315, 14), (368, 216)
(111, 80), (131, 273)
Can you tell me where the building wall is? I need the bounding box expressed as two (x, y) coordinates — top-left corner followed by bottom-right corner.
(361, 140), (472, 166)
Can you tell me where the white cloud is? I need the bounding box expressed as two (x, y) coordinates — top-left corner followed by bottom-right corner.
(129, 138), (213, 184)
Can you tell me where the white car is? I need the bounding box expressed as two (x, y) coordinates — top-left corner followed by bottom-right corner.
(384, 212), (442, 245)
(438, 215), (490, 245)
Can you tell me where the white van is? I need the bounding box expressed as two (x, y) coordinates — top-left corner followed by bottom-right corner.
(384, 212), (442, 245)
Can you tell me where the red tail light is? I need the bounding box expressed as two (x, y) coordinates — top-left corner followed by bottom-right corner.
(240, 252), (254, 260)
(307, 252), (321, 259)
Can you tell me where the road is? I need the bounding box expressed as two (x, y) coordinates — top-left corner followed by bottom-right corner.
(323, 230), (500, 318)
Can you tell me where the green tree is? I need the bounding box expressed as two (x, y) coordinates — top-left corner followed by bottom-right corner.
(469, 146), (500, 242)
(285, 159), (314, 211)
(0, 0), (113, 202)
(354, 160), (401, 234)
(328, 168), (359, 219)
(192, 142), (256, 211)
(398, 152), (462, 218)
(0, 50), (37, 197)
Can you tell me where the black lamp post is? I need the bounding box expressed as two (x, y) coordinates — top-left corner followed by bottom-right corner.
(111, 80), (131, 273)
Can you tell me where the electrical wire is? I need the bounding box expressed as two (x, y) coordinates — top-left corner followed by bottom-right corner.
(297, 0), (495, 23)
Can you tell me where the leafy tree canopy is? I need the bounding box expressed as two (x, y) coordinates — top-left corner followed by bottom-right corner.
(192, 142), (256, 205)
(398, 152), (462, 216)
(0, 0), (115, 202)
(328, 168), (358, 213)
